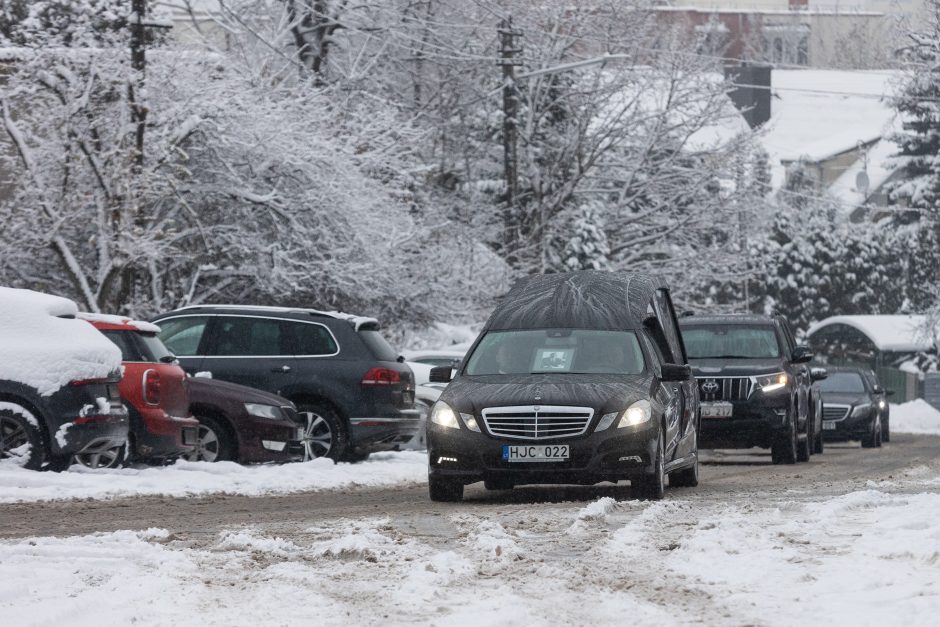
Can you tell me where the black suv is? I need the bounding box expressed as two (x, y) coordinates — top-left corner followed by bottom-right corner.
(679, 314), (823, 464)
(151, 306), (419, 461)
(427, 272), (700, 502)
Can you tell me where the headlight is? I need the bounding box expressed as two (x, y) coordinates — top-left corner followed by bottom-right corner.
(461, 412), (481, 432)
(757, 373), (788, 393)
(851, 403), (872, 418)
(244, 403), (284, 420)
(430, 401), (460, 429)
(618, 399), (652, 428)
(878, 400), (886, 410)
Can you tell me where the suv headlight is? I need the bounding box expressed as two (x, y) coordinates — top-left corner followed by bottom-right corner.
(851, 403), (872, 418)
(244, 403), (284, 420)
(756, 373), (788, 393)
(430, 401), (460, 429)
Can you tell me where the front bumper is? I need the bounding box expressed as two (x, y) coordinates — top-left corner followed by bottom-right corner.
(239, 416), (304, 463)
(349, 410), (422, 453)
(823, 409), (875, 441)
(699, 397), (790, 449)
(427, 420), (659, 486)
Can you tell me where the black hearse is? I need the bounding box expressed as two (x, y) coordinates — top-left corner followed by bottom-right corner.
(426, 271), (699, 502)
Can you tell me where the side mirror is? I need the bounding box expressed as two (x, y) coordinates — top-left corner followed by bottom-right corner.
(872, 385), (884, 394)
(810, 367), (828, 382)
(660, 363), (691, 382)
(429, 366), (453, 384)
(792, 346), (814, 364)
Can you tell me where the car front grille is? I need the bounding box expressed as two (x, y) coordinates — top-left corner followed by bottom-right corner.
(822, 404), (850, 421)
(698, 377), (752, 401)
(481, 405), (594, 440)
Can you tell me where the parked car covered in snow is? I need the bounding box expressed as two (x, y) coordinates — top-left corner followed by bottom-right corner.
(78, 313), (199, 467)
(0, 288), (127, 470)
(426, 272), (699, 502)
(185, 376), (304, 463)
(152, 305), (420, 462)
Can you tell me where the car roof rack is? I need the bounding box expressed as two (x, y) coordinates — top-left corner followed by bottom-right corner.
(172, 304), (380, 331)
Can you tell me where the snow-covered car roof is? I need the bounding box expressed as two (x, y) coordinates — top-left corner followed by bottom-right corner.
(78, 312), (162, 334)
(807, 315), (932, 353)
(0, 288), (122, 396)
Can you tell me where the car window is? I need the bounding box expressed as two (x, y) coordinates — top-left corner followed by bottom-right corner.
(290, 322), (338, 356)
(208, 316), (286, 356)
(157, 316), (209, 356)
(101, 330), (148, 362)
(138, 333), (174, 362)
(682, 325), (782, 359)
(358, 330), (399, 361)
(818, 372), (867, 393)
(465, 329), (645, 375)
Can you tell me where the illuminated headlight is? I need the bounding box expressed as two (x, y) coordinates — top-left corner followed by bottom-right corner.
(757, 373), (788, 393)
(878, 400), (886, 410)
(618, 399), (652, 428)
(430, 401), (460, 429)
(851, 403), (872, 418)
(244, 403), (284, 420)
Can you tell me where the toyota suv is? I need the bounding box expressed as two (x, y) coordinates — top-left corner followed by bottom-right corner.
(679, 314), (824, 464)
(151, 306), (419, 462)
(426, 271), (700, 502)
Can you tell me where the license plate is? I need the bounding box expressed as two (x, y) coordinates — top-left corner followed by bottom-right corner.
(823, 421), (837, 431)
(502, 444), (569, 463)
(701, 401), (733, 418)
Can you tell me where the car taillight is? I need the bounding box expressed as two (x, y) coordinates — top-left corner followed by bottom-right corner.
(361, 367), (401, 386)
(143, 369), (161, 405)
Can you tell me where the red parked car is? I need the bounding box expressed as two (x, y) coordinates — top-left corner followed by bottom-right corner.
(78, 313), (199, 467)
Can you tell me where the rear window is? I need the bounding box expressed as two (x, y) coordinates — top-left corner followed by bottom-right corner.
(358, 330), (399, 361)
(102, 330), (148, 362)
(139, 333), (174, 362)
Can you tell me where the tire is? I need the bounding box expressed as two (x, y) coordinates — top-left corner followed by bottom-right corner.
(429, 476), (464, 502)
(340, 450), (371, 463)
(634, 431), (666, 500)
(484, 478), (514, 491)
(861, 416), (882, 449)
(771, 410), (798, 465)
(813, 426), (825, 455)
(0, 407), (45, 470)
(669, 456), (699, 488)
(298, 404), (348, 462)
(882, 414), (890, 443)
(73, 444), (125, 470)
(797, 415), (811, 463)
(187, 414), (236, 462)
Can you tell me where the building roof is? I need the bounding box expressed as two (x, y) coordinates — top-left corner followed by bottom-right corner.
(806, 315), (932, 352)
(484, 272), (666, 332)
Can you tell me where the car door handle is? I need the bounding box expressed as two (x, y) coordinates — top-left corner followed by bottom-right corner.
(272, 365), (291, 373)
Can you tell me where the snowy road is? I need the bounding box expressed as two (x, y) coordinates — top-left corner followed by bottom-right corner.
(3, 434), (940, 626)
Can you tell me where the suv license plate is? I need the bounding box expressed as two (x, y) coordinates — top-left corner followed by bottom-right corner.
(823, 421), (837, 431)
(701, 401), (733, 418)
(502, 444), (569, 463)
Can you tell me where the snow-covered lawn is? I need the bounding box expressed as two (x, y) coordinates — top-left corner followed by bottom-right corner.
(4, 487), (940, 626)
(0, 452), (428, 504)
(892, 400), (940, 436)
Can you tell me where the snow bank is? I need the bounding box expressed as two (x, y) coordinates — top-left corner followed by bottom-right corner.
(0, 451), (428, 503)
(0, 287), (122, 395)
(891, 399), (940, 435)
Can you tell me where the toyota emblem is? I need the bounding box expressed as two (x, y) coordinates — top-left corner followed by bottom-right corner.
(702, 379), (719, 394)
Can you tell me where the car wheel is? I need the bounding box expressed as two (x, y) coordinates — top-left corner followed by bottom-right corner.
(813, 425), (825, 455)
(882, 414), (890, 443)
(669, 458), (699, 488)
(874, 416), (883, 448)
(797, 415), (811, 462)
(429, 475), (464, 502)
(73, 444), (125, 470)
(634, 431), (666, 500)
(298, 404), (347, 462)
(187, 415), (235, 462)
(771, 410), (798, 464)
(340, 450), (371, 463)
(484, 478), (514, 491)
(0, 407), (44, 470)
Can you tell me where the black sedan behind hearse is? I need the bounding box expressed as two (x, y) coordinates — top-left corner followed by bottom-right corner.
(426, 272), (699, 502)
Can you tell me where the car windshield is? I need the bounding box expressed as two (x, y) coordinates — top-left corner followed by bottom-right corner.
(464, 329), (645, 375)
(819, 372), (866, 393)
(682, 325), (781, 359)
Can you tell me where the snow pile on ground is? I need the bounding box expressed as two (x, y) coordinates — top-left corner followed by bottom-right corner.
(0, 451), (428, 503)
(0, 287), (121, 395)
(891, 399), (940, 435)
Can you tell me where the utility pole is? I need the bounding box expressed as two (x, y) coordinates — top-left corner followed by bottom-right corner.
(497, 17), (523, 254)
(129, 0), (148, 173)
